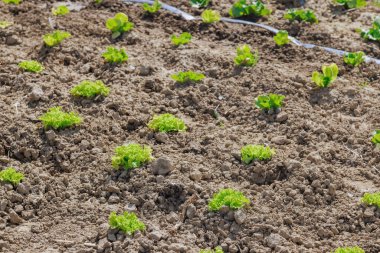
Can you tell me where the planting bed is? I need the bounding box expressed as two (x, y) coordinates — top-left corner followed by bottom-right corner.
(1, 0), (380, 252)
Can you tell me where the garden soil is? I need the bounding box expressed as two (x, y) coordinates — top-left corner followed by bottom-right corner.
(1, 0), (380, 252)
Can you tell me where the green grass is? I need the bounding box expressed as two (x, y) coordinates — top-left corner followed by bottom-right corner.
(102, 47), (128, 64)
(241, 144), (275, 164)
(0, 167), (24, 186)
(171, 71), (205, 84)
(43, 30), (71, 47)
(18, 60), (44, 73)
(333, 246), (365, 253)
(70, 80), (110, 98)
(111, 144), (152, 170)
(200, 246), (224, 253)
(208, 188), (250, 211)
(148, 113), (186, 133)
(109, 211), (145, 235)
(39, 107), (82, 130)
(361, 192), (380, 208)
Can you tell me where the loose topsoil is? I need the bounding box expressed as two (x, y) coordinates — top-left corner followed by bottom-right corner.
(1, 0), (380, 252)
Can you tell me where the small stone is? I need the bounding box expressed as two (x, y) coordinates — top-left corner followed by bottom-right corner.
(148, 231), (162, 241)
(124, 203), (137, 213)
(228, 244), (239, 253)
(275, 112), (288, 122)
(266, 233), (284, 249)
(45, 130), (56, 142)
(108, 194), (120, 204)
(21, 210), (34, 219)
(16, 183), (29, 195)
(189, 170), (202, 182)
(29, 86), (44, 102)
(307, 152), (322, 164)
(138, 66), (153, 76)
(186, 204), (196, 219)
(5, 35), (21, 45)
(167, 212), (178, 223)
(155, 133), (168, 143)
(9, 209), (23, 224)
(107, 230), (117, 242)
(97, 237), (111, 251)
(271, 136), (290, 145)
(151, 157), (173, 176)
(364, 208), (375, 218)
(234, 210), (246, 225)
(105, 185), (120, 194)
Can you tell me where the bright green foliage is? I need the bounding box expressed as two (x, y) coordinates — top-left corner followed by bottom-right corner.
(143, 0), (161, 13)
(0, 21), (12, 28)
(333, 246), (365, 253)
(273, 30), (290, 46)
(148, 113), (187, 133)
(111, 144), (152, 170)
(255, 93), (285, 110)
(284, 9), (318, 24)
(201, 10), (221, 24)
(208, 188), (250, 211)
(70, 80), (110, 98)
(229, 0), (271, 18)
(371, 130), (380, 145)
(200, 246), (224, 253)
(334, 0), (366, 9)
(360, 17), (380, 42)
(0, 168), (24, 186)
(241, 144), (275, 164)
(171, 32), (192, 46)
(39, 107), (82, 130)
(95, 0), (102, 3)
(344, 52), (365, 67)
(171, 71), (205, 84)
(312, 63), (339, 88)
(234, 44), (259, 67)
(102, 47), (128, 64)
(43, 30), (71, 47)
(109, 211), (146, 235)
(106, 13), (134, 39)
(2, 0), (21, 4)
(190, 0), (210, 8)
(18, 60), (44, 73)
(52, 5), (70, 16)
(362, 192), (380, 208)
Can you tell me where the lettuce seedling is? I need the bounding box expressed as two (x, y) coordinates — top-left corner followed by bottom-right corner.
(0, 21), (12, 29)
(234, 44), (259, 67)
(70, 80), (110, 98)
(208, 188), (250, 211)
(18, 60), (44, 73)
(229, 0), (271, 18)
(334, 0), (366, 9)
(0, 167), (24, 186)
(371, 130), (380, 145)
(102, 47), (128, 64)
(148, 113), (187, 133)
(284, 9), (318, 24)
(111, 143), (152, 170)
(43, 30), (71, 47)
(333, 246), (365, 253)
(273, 30), (290, 46)
(201, 10), (221, 24)
(241, 144), (275, 164)
(312, 63), (339, 88)
(2, 0), (21, 4)
(106, 13), (134, 39)
(200, 246), (224, 253)
(52, 5), (70, 16)
(171, 71), (205, 84)
(143, 0), (161, 13)
(94, 0), (102, 4)
(360, 17), (380, 42)
(39, 107), (82, 130)
(344, 51), (365, 67)
(171, 32), (192, 46)
(109, 211), (146, 235)
(361, 192), (380, 208)
(190, 0), (210, 8)
(255, 93), (285, 111)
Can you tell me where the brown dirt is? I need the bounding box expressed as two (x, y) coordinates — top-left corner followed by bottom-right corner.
(1, 0), (380, 253)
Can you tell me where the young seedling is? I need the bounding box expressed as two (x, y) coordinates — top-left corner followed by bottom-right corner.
(2, 0), (21, 4)
(273, 30), (290, 46)
(171, 71), (205, 84)
(70, 80), (110, 98)
(52, 5), (70, 16)
(201, 10), (221, 24)
(344, 52), (365, 67)
(208, 188), (250, 211)
(200, 246), (224, 253)
(333, 246), (365, 253)
(255, 93), (285, 111)
(234, 44), (259, 67)
(0, 21), (12, 28)
(94, 0), (102, 4)
(43, 30), (71, 47)
(361, 192), (380, 208)
(241, 144), (275, 164)
(112, 143), (152, 170)
(371, 130), (380, 146)
(106, 13), (134, 39)
(0, 167), (24, 186)
(334, 0), (366, 9)
(360, 17), (380, 42)
(171, 32), (192, 46)
(190, 0), (210, 8)
(148, 113), (186, 133)
(284, 9), (318, 24)
(39, 107), (82, 130)
(229, 0), (271, 18)
(109, 211), (145, 235)
(143, 0), (161, 14)
(311, 63), (339, 88)
(18, 60), (44, 73)
(102, 47), (128, 64)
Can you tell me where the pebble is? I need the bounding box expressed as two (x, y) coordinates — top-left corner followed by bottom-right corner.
(9, 209), (23, 224)
(275, 112), (288, 122)
(108, 194), (120, 204)
(186, 204), (196, 219)
(151, 157), (173, 176)
(5, 35), (21, 45)
(364, 207), (375, 218)
(155, 133), (168, 143)
(16, 183), (29, 195)
(271, 136), (290, 145)
(265, 233), (284, 249)
(234, 210), (246, 225)
(29, 86), (44, 102)
(97, 237), (111, 251)
(148, 231), (162, 241)
(189, 170), (202, 181)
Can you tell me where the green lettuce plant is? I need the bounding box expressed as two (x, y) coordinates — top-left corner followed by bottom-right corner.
(102, 47), (128, 64)
(190, 0), (210, 8)
(273, 30), (290, 46)
(200, 246), (224, 253)
(143, 0), (161, 13)
(18, 60), (44, 73)
(201, 10), (221, 23)
(112, 143), (152, 170)
(344, 52), (365, 67)
(371, 130), (380, 145)
(2, 0), (21, 4)
(241, 144), (275, 164)
(171, 71), (205, 84)
(148, 113), (186, 132)
(334, 0), (366, 9)
(255, 93), (285, 111)
(43, 30), (71, 47)
(234, 44), (259, 67)
(70, 80), (110, 98)
(311, 63), (339, 88)
(360, 17), (380, 42)
(171, 32), (192, 46)
(284, 9), (318, 24)
(106, 13), (134, 39)
(208, 188), (250, 211)
(52, 5), (70, 16)
(0, 167), (24, 186)
(0, 21), (12, 28)
(229, 0), (271, 18)
(333, 246), (365, 253)
(39, 107), (82, 130)
(361, 192), (380, 208)
(109, 211), (146, 235)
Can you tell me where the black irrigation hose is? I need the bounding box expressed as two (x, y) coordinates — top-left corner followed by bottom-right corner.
(123, 0), (380, 65)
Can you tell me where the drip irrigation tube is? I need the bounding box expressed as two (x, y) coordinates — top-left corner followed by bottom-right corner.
(123, 0), (380, 65)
